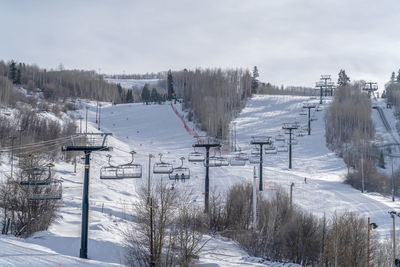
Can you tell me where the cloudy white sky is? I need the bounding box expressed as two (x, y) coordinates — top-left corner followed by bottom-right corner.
(2, 0), (400, 88)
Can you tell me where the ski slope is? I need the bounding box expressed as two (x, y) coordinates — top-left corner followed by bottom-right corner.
(1, 94), (399, 266)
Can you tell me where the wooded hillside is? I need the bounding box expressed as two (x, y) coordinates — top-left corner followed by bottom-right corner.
(172, 68), (252, 140)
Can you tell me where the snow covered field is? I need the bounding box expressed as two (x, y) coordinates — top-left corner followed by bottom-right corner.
(1, 94), (399, 266)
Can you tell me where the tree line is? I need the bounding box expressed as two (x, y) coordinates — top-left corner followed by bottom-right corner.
(169, 68), (252, 140)
(0, 60), (126, 104)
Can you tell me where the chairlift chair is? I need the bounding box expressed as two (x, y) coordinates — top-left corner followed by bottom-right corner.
(237, 152), (249, 161)
(217, 156), (230, 166)
(169, 157), (190, 180)
(206, 151), (223, 167)
(153, 153), (173, 174)
(277, 145), (288, 152)
(289, 139), (298, 145)
(264, 144), (275, 151)
(116, 151), (142, 179)
(22, 167), (49, 180)
(299, 110), (307, 115)
(265, 149), (277, 154)
(188, 149), (205, 162)
(251, 147), (260, 155)
(311, 115), (317, 121)
(22, 179), (62, 201)
(100, 154), (118, 179)
(275, 134), (285, 142)
(297, 131), (305, 137)
(229, 155), (247, 166)
(249, 155), (261, 164)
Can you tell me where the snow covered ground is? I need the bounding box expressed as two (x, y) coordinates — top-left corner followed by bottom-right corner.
(1, 94), (400, 266)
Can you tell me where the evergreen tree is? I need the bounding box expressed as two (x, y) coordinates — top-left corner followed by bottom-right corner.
(167, 70), (175, 100)
(251, 66), (259, 94)
(397, 69), (400, 82)
(125, 89), (134, 103)
(16, 68), (21, 84)
(378, 150), (385, 169)
(9, 60), (17, 84)
(141, 84), (150, 104)
(151, 88), (159, 103)
(338, 69), (350, 86)
(117, 83), (123, 99)
(391, 72), (396, 82)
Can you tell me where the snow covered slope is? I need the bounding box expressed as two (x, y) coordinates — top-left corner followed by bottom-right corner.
(1, 95), (399, 266)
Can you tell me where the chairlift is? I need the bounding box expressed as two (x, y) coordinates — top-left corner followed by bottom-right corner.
(169, 157), (190, 180)
(297, 131), (305, 137)
(100, 154), (118, 179)
(116, 151), (142, 179)
(249, 155), (261, 164)
(299, 111), (307, 115)
(153, 153), (173, 174)
(311, 115), (317, 121)
(289, 139), (298, 145)
(217, 156), (230, 166)
(188, 149), (205, 162)
(265, 149), (277, 154)
(277, 145), (288, 152)
(206, 151), (222, 167)
(251, 147), (260, 155)
(230, 153), (248, 166)
(275, 134), (285, 142)
(22, 167), (49, 180)
(21, 179), (62, 201)
(213, 150), (229, 166)
(264, 144), (275, 151)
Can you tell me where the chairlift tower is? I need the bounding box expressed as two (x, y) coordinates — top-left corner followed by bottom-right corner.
(316, 75), (334, 104)
(62, 133), (112, 259)
(316, 81), (325, 105)
(379, 143), (400, 201)
(303, 103), (316, 135)
(320, 75), (332, 97)
(193, 138), (220, 213)
(250, 136), (272, 191)
(282, 123), (299, 169)
(363, 82), (378, 98)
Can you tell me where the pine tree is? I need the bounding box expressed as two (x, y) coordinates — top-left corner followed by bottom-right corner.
(378, 150), (385, 169)
(141, 84), (150, 104)
(251, 66), (259, 94)
(391, 72), (396, 82)
(151, 88), (159, 103)
(16, 68), (21, 84)
(9, 60), (17, 84)
(338, 69), (350, 86)
(397, 69), (400, 82)
(167, 70), (175, 101)
(125, 89), (134, 103)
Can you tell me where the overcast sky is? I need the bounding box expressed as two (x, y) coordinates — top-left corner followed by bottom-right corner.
(2, 0), (400, 88)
